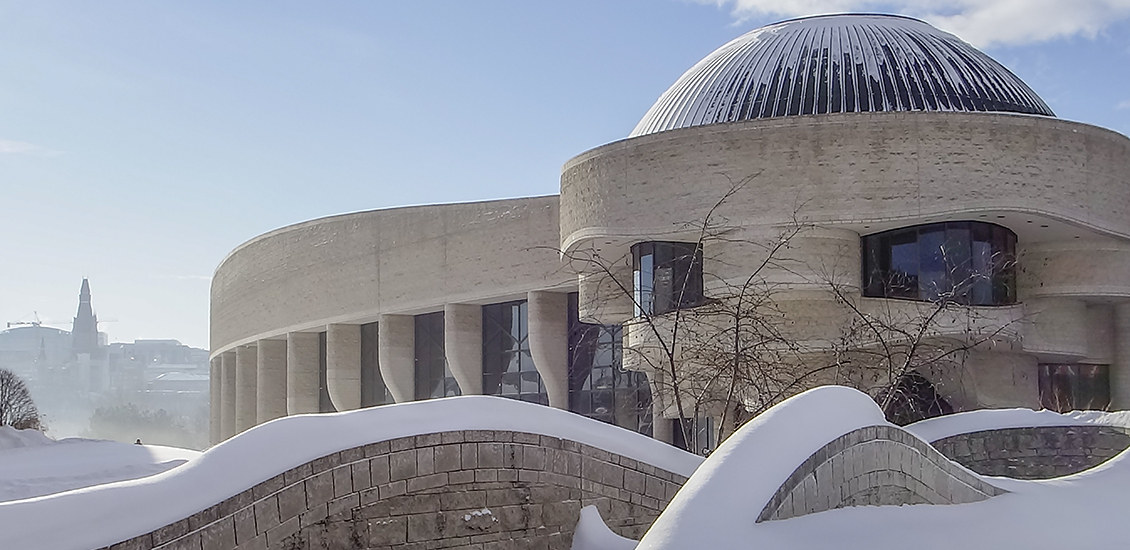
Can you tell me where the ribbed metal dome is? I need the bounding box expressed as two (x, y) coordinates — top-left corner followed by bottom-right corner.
(631, 14), (1054, 137)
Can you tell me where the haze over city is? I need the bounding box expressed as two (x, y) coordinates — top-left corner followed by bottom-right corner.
(3, 1), (1129, 350)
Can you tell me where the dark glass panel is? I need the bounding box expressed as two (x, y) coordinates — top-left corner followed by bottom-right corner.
(1040, 364), (1110, 412)
(415, 312), (459, 400)
(861, 221), (1016, 305)
(482, 300), (545, 404)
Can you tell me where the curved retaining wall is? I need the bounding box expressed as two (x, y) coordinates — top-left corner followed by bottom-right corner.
(757, 425), (1007, 522)
(98, 430), (687, 550)
(931, 426), (1130, 479)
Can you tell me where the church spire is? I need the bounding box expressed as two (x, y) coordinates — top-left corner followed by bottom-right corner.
(72, 277), (100, 355)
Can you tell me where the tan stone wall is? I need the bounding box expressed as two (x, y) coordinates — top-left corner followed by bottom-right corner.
(98, 430), (687, 550)
(211, 197), (570, 355)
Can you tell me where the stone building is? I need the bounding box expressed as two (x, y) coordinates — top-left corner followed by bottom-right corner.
(209, 14), (1130, 449)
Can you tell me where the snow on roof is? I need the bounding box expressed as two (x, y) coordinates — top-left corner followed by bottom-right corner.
(0, 396), (701, 550)
(905, 407), (1130, 442)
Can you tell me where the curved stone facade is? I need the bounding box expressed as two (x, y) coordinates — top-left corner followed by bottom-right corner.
(98, 430), (687, 550)
(931, 426), (1130, 479)
(208, 14), (1130, 448)
(757, 425), (1007, 522)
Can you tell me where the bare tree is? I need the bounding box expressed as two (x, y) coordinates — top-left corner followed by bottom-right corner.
(0, 368), (42, 431)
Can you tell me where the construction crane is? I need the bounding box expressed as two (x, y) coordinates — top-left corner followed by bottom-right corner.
(7, 312), (42, 328)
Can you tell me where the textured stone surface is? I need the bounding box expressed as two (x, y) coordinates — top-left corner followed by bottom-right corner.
(98, 430), (686, 550)
(758, 425), (1008, 522)
(932, 426), (1130, 479)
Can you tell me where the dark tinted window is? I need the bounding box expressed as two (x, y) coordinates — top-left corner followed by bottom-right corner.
(414, 312), (460, 400)
(568, 293), (653, 435)
(482, 300), (547, 405)
(632, 242), (705, 316)
(1039, 364), (1110, 412)
(861, 221), (1016, 305)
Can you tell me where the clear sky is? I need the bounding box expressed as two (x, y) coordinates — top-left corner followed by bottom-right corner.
(2, 1), (1128, 350)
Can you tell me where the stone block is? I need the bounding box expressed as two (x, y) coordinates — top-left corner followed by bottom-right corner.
(477, 443), (505, 469)
(441, 489), (488, 511)
(264, 516), (299, 547)
(367, 516), (408, 546)
(370, 455), (391, 486)
(233, 534), (266, 550)
(352, 460), (373, 492)
(152, 518), (191, 547)
(299, 503), (328, 528)
(109, 535), (153, 550)
(406, 513), (442, 543)
(328, 493), (360, 520)
(390, 450), (417, 481)
(380, 480), (407, 499)
(449, 470), (475, 484)
(252, 474), (285, 501)
(408, 473), (450, 492)
(188, 505), (222, 532)
(434, 445), (461, 472)
(340, 445), (365, 463)
(417, 447), (436, 476)
(461, 443), (480, 469)
(390, 437), (415, 452)
(441, 431), (466, 445)
(276, 483), (306, 523)
(311, 452), (341, 473)
(305, 471), (335, 508)
(332, 465), (354, 498)
(283, 463), (313, 486)
(160, 531), (202, 550)
(363, 440), (391, 457)
(199, 516), (236, 550)
(232, 506), (256, 544)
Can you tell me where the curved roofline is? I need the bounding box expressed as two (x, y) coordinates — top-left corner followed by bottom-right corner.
(213, 194), (560, 277)
(768, 12), (930, 26)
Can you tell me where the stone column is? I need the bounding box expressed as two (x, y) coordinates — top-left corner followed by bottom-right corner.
(287, 332), (321, 415)
(1112, 304), (1130, 410)
(220, 351), (237, 441)
(257, 339), (287, 424)
(209, 357), (221, 446)
(235, 345), (258, 434)
(528, 291), (569, 409)
(326, 324), (362, 411)
(445, 304), (482, 395)
(378, 314), (415, 403)
(649, 371), (674, 445)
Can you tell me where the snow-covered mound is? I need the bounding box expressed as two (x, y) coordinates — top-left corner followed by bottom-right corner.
(0, 427), (199, 503)
(571, 505), (638, 550)
(636, 386), (1130, 550)
(0, 396), (702, 550)
(906, 407), (1130, 442)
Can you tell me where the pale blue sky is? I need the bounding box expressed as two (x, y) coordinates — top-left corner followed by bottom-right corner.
(2, 1), (1128, 350)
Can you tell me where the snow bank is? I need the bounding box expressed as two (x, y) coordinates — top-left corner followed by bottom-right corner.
(906, 408), (1130, 442)
(570, 506), (638, 550)
(636, 386), (891, 550)
(636, 386), (1130, 550)
(0, 427), (199, 503)
(0, 396), (701, 550)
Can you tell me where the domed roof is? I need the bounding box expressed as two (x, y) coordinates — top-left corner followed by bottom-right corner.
(631, 14), (1053, 137)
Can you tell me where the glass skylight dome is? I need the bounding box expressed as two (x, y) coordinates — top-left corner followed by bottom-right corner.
(631, 14), (1054, 137)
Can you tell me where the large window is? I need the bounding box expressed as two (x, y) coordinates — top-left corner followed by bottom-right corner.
(482, 300), (547, 405)
(415, 312), (460, 400)
(862, 221), (1016, 305)
(568, 293), (653, 435)
(360, 322), (393, 407)
(632, 241), (704, 316)
(1039, 364), (1110, 412)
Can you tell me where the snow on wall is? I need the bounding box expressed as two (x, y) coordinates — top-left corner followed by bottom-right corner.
(905, 408), (1130, 442)
(0, 396), (700, 550)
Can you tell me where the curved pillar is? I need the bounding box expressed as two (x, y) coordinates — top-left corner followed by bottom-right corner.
(378, 314), (415, 403)
(1113, 304), (1130, 410)
(235, 345), (258, 433)
(209, 357), (221, 446)
(528, 291), (569, 409)
(287, 332), (320, 415)
(445, 304), (482, 395)
(257, 339), (287, 424)
(220, 351), (237, 441)
(327, 324), (362, 411)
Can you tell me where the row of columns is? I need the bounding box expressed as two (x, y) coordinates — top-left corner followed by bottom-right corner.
(210, 291), (571, 446)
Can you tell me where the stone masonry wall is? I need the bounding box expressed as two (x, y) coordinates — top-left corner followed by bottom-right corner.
(758, 425), (1007, 522)
(932, 426), (1130, 480)
(98, 430), (687, 550)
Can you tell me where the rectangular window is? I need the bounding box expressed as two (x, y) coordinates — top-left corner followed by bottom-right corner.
(1039, 364), (1110, 412)
(415, 312), (460, 400)
(482, 300), (546, 405)
(632, 242), (704, 316)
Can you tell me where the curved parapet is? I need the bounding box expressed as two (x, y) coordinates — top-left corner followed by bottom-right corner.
(0, 397), (701, 550)
(636, 386), (1010, 550)
(757, 425), (1006, 522)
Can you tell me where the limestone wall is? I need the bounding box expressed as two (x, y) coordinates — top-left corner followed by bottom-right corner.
(757, 425), (1007, 522)
(98, 430), (687, 550)
(931, 426), (1130, 479)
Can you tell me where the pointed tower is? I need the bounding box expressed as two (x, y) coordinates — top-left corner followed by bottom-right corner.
(72, 278), (100, 356)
